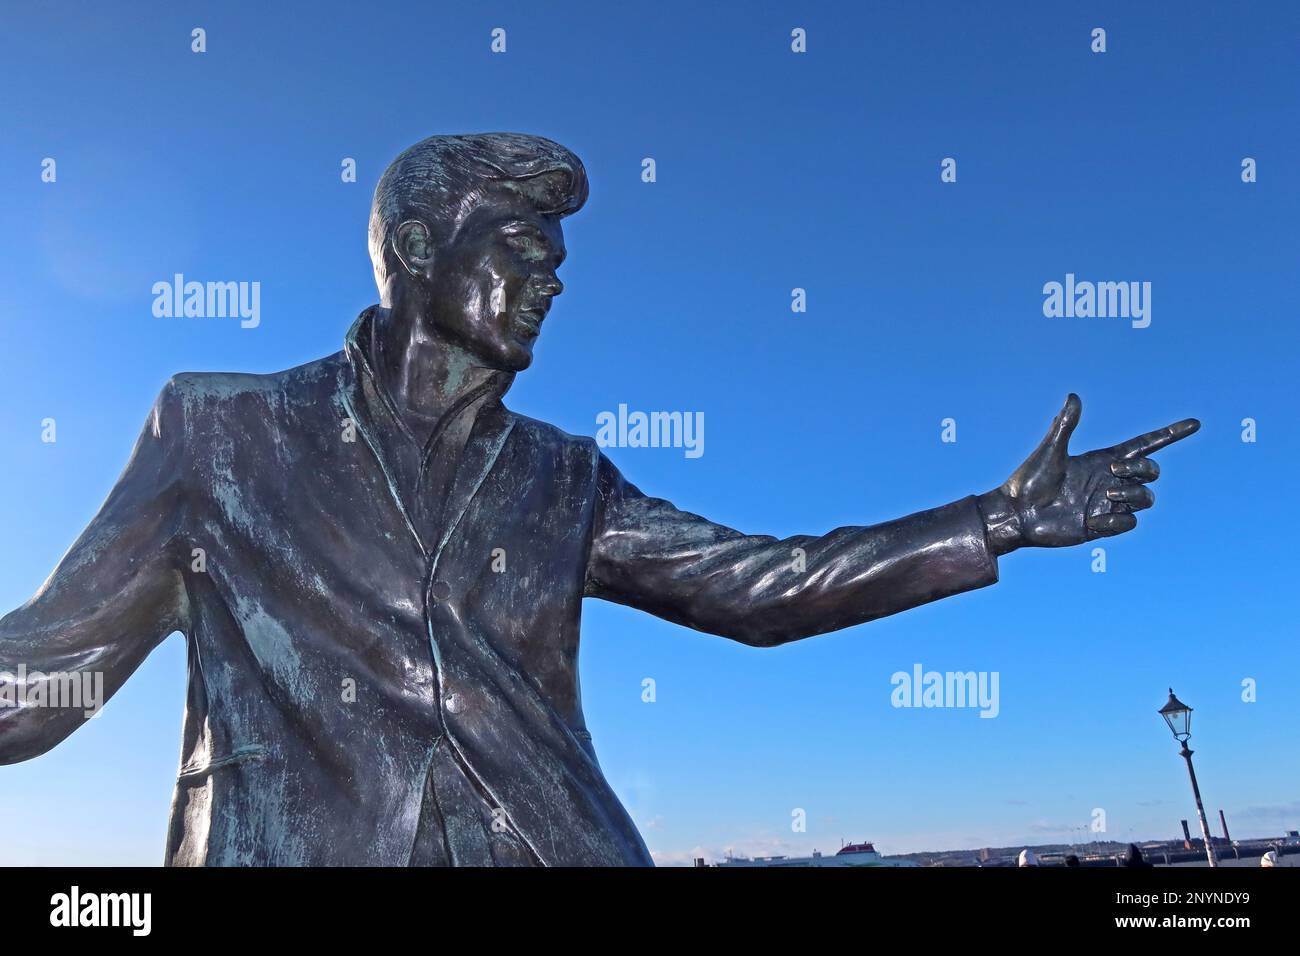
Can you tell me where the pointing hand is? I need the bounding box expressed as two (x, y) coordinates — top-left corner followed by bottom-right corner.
(977, 394), (1200, 554)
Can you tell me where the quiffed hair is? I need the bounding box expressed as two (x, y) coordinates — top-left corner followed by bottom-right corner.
(368, 132), (588, 300)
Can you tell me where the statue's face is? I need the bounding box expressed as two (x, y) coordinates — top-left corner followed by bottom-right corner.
(395, 198), (566, 373)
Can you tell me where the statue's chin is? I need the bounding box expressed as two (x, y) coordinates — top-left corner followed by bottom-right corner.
(504, 352), (533, 374)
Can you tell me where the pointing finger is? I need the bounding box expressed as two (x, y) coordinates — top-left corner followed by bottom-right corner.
(1113, 418), (1200, 459)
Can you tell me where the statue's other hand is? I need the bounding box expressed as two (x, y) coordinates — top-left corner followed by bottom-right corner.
(977, 394), (1199, 554)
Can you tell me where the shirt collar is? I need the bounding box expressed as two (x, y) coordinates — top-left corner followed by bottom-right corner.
(341, 306), (516, 557)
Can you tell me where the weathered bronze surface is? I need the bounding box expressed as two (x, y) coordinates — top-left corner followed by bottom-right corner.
(0, 134), (1198, 865)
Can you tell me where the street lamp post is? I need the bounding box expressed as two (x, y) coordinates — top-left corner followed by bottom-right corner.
(1158, 689), (1218, 868)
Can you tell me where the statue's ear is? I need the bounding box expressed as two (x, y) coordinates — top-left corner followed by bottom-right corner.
(393, 220), (435, 277)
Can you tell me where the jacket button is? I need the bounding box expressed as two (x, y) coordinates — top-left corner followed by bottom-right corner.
(444, 693), (464, 714)
(431, 580), (452, 602)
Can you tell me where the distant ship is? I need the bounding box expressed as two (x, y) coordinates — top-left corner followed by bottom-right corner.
(716, 841), (918, 867)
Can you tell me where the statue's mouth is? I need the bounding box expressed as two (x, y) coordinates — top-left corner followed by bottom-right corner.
(515, 307), (546, 335)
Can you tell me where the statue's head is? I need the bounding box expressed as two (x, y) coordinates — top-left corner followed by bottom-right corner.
(369, 132), (588, 372)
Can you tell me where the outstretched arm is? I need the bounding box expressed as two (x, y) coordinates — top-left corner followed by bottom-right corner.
(584, 394), (1198, 647)
(0, 380), (189, 763)
(584, 453), (1000, 647)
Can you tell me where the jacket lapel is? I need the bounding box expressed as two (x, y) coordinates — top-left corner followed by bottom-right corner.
(340, 308), (516, 565)
(430, 403), (514, 569)
(341, 310), (429, 555)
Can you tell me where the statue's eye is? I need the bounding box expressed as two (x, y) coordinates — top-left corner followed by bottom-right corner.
(504, 234), (545, 261)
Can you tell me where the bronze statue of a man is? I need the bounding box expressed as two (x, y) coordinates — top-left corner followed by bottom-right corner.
(0, 133), (1198, 865)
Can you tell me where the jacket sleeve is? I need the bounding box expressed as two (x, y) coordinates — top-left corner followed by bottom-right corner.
(583, 450), (999, 647)
(0, 379), (190, 763)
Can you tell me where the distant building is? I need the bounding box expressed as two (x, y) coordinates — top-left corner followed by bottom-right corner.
(717, 841), (918, 868)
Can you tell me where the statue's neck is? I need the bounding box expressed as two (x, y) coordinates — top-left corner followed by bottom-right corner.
(370, 305), (507, 436)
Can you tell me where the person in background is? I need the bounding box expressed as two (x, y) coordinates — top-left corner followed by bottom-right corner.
(1122, 843), (1154, 868)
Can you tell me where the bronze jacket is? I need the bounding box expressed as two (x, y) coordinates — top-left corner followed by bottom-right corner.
(0, 311), (1000, 866)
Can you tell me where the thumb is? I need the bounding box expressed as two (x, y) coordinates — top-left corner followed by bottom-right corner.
(1043, 393), (1082, 454)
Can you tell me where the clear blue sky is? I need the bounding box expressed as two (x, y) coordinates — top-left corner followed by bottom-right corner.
(1, 1), (1296, 865)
